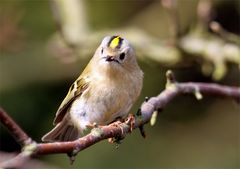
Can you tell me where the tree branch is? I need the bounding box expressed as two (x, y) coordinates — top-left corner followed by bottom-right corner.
(0, 71), (239, 168)
(0, 108), (32, 146)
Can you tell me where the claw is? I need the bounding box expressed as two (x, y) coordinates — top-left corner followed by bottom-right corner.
(125, 114), (135, 132)
(110, 120), (125, 136)
(108, 137), (114, 143)
(86, 122), (98, 129)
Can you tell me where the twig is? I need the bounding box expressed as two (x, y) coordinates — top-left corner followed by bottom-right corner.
(0, 71), (239, 168)
(0, 108), (31, 146)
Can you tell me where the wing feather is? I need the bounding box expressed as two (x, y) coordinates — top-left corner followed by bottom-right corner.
(53, 77), (89, 125)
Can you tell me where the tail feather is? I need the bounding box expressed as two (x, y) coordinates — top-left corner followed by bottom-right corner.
(42, 120), (81, 142)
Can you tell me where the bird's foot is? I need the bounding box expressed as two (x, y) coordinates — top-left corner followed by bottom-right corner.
(86, 122), (98, 129)
(125, 114), (135, 132)
(108, 119), (126, 146)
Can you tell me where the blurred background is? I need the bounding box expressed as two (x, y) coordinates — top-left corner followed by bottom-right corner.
(0, 0), (239, 168)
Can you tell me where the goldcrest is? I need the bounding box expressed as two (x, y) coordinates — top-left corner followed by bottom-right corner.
(42, 36), (143, 142)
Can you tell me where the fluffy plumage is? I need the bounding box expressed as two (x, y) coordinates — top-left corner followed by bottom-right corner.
(42, 36), (143, 142)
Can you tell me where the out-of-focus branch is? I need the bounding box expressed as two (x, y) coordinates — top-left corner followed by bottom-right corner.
(0, 8), (25, 53)
(180, 34), (240, 80)
(48, 0), (240, 80)
(210, 21), (240, 46)
(50, 0), (89, 47)
(1, 71), (240, 168)
(161, 0), (181, 44)
(196, 0), (213, 31)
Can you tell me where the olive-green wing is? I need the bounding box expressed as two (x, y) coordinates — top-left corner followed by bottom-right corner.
(53, 77), (89, 125)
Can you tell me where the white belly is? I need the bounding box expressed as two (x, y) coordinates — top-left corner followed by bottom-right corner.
(69, 85), (133, 130)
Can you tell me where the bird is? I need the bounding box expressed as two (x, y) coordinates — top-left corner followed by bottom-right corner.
(42, 35), (143, 142)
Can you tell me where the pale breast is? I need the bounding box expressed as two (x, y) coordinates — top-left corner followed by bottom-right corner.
(69, 69), (142, 130)
(87, 80), (133, 123)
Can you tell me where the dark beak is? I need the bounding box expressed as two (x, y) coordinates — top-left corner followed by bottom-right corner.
(105, 56), (119, 63)
(106, 56), (115, 62)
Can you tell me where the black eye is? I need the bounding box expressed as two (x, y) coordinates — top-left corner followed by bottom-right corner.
(101, 48), (103, 54)
(119, 53), (125, 60)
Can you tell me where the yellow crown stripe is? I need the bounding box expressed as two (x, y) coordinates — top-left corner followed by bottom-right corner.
(110, 36), (120, 49)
